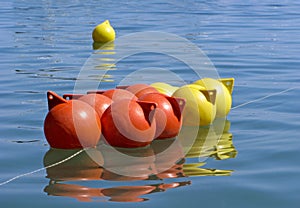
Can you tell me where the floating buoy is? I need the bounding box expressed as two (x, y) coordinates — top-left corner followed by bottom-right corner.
(172, 84), (216, 126)
(101, 99), (157, 148)
(92, 20), (115, 43)
(193, 78), (234, 117)
(150, 82), (179, 96)
(44, 91), (101, 149)
(138, 93), (185, 139)
(43, 77), (234, 149)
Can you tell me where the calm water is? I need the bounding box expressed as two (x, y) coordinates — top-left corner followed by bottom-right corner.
(1, 0), (300, 207)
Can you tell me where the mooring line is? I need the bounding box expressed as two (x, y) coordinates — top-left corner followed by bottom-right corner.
(0, 148), (85, 187)
(231, 87), (297, 110)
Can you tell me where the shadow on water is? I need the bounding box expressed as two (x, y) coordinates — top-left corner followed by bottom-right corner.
(43, 119), (237, 202)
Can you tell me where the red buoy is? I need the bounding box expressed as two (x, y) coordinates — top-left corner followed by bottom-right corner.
(101, 99), (157, 148)
(44, 91), (101, 149)
(138, 93), (185, 139)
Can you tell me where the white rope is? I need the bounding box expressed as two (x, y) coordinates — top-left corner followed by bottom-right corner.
(231, 87), (297, 110)
(0, 148), (85, 186)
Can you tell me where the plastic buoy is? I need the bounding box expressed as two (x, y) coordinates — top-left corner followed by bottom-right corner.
(150, 82), (179, 96)
(92, 20), (115, 43)
(125, 84), (159, 98)
(101, 99), (157, 148)
(193, 78), (233, 117)
(138, 93), (185, 139)
(172, 84), (217, 126)
(44, 91), (101, 149)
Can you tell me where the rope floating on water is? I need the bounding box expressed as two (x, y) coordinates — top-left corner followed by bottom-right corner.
(0, 149), (85, 187)
(231, 87), (297, 110)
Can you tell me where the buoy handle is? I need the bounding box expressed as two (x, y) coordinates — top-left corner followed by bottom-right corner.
(63, 94), (84, 100)
(137, 101), (157, 125)
(166, 97), (186, 121)
(219, 78), (235, 94)
(199, 89), (217, 105)
(47, 91), (67, 111)
(87, 90), (105, 94)
(116, 85), (129, 89)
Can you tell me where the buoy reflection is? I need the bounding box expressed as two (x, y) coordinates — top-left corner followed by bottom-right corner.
(43, 119), (236, 202)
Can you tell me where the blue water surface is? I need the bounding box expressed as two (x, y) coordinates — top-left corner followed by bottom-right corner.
(0, 0), (300, 207)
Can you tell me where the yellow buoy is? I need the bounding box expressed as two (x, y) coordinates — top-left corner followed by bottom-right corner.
(172, 84), (216, 126)
(193, 78), (233, 117)
(92, 20), (115, 43)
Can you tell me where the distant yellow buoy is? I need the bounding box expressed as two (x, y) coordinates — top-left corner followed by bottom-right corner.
(92, 20), (115, 43)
